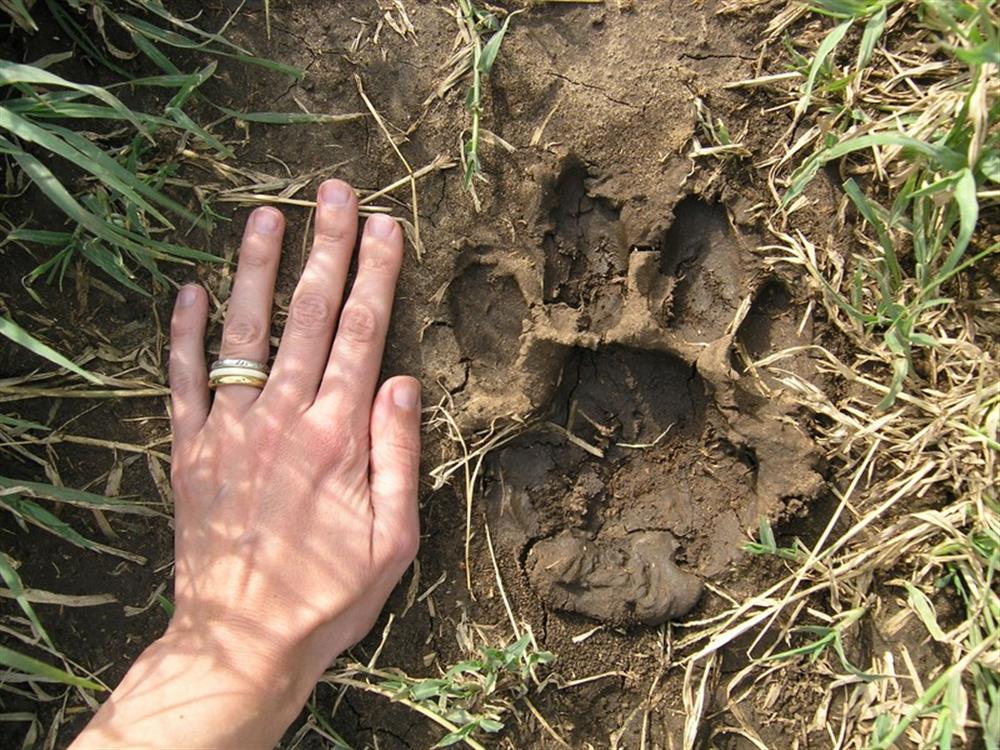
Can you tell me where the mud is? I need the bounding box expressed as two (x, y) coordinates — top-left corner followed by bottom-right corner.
(528, 531), (703, 625)
(471, 180), (825, 629)
(1, 0), (844, 747)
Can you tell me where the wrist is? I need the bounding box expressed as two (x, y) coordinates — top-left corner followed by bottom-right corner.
(163, 610), (295, 671)
(159, 610), (346, 708)
(155, 621), (309, 725)
(73, 624), (312, 750)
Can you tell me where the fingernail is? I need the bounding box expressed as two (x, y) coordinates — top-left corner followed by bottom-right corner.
(319, 180), (353, 206)
(252, 207), (281, 234)
(177, 285), (199, 308)
(367, 214), (396, 238)
(393, 380), (420, 410)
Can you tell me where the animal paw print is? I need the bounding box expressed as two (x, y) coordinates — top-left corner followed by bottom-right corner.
(445, 168), (824, 626)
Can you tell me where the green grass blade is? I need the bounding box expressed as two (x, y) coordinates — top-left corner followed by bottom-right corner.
(117, 5), (251, 54)
(164, 106), (232, 158)
(0, 645), (103, 691)
(79, 242), (151, 296)
(878, 327), (910, 409)
(0, 316), (101, 384)
(43, 0), (130, 76)
(786, 133), (964, 204)
(936, 167), (978, 282)
(115, 12), (231, 52)
(808, 0), (881, 19)
(0, 495), (98, 551)
(856, 5), (887, 69)
(0, 414), (50, 432)
(0, 139), (162, 278)
(47, 122), (202, 225)
(823, 133), (964, 171)
(164, 62), (217, 111)
(0, 107), (173, 227)
(223, 52), (305, 80)
(0, 553), (53, 650)
(843, 178), (901, 287)
(928, 245), (999, 291)
(304, 701), (352, 749)
(128, 29), (183, 75)
(3, 228), (72, 246)
(0, 492), (144, 562)
(976, 149), (999, 184)
(156, 594), (175, 617)
(111, 71), (207, 90)
(903, 582), (948, 641)
(117, 14), (304, 79)
(2, 0), (38, 30)
(27, 52), (74, 71)
(0, 60), (152, 141)
(907, 171), (963, 199)
(4, 95), (174, 128)
(434, 723), (477, 748)
(870, 633), (999, 749)
(27, 245), (74, 288)
(0, 475), (159, 516)
(0, 135), (219, 268)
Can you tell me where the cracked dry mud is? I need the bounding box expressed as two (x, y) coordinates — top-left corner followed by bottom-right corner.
(438, 158), (824, 627)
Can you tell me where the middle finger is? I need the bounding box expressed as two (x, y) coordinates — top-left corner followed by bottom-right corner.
(313, 213), (403, 426)
(264, 180), (358, 410)
(213, 206), (284, 415)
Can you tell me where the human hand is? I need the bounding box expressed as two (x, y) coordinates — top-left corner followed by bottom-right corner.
(72, 182), (421, 750)
(166, 181), (420, 688)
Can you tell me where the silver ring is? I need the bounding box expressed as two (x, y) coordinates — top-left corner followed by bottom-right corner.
(210, 358), (270, 374)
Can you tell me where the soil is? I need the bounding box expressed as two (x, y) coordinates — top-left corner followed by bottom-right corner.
(1, 1), (851, 748)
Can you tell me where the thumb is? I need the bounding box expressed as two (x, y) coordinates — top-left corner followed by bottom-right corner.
(369, 376), (421, 566)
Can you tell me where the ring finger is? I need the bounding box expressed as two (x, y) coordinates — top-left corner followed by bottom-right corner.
(213, 206), (284, 415)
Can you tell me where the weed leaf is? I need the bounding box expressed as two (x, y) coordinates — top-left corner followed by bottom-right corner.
(795, 20), (852, 118)
(478, 11), (520, 75)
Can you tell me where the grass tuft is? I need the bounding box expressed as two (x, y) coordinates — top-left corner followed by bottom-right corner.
(0, 1), (312, 296)
(426, 1), (521, 210)
(0, 3), (335, 736)
(686, 0), (999, 746)
(322, 626), (554, 750)
(775, 0), (998, 408)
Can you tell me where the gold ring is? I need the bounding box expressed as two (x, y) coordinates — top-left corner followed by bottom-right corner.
(209, 373), (268, 389)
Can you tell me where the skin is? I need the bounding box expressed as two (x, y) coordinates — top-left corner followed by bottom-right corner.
(71, 180), (421, 750)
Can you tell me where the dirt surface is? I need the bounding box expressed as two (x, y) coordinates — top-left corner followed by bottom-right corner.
(1, 1), (849, 747)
